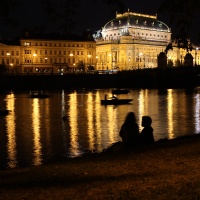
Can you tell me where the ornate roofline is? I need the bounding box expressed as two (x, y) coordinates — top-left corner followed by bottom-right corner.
(116, 11), (157, 20)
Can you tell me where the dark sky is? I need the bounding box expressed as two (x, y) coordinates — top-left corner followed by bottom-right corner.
(1, 0), (200, 43)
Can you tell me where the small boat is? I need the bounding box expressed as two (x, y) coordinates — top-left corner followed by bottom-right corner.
(29, 91), (50, 99)
(0, 110), (10, 115)
(101, 97), (132, 105)
(112, 89), (129, 94)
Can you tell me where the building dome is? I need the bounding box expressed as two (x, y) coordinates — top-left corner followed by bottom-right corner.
(103, 12), (170, 32)
(93, 10), (171, 42)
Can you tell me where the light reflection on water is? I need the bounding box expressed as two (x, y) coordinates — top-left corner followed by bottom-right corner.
(32, 98), (42, 166)
(0, 88), (200, 169)
(6, 93), (17, 168)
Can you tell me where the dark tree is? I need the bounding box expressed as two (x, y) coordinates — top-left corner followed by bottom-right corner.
(158, 0), (200, 48)
(0, 0), (20, 27)
(77, 61), (85, 71)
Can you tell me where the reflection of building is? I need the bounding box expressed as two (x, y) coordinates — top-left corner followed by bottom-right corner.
(93, 10), (200, 70)
(0, 32), (96, 74)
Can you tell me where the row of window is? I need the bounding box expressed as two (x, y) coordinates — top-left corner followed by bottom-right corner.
(23, 42), (94, 48)
(1, 51), (19, 56)
(24, 50), (93, 56)
(105, 31), (168, 38)
(0, 50), (94, 57)
(0, 58), (93, 65)
(113, 20), (162, 27)
(1, 59), (20, 65)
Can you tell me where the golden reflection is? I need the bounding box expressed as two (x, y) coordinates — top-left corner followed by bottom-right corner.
(107, 106), (117, 144)
(61, 90), (68, 148)
(167, 89), (174, 138)
(6, 93), (17, 168)
(87, 93), (95, 149)
(138, 89), (148, 131)
(94, 91), (102, 151)
(68, 92), (80, 157)
(32, 99), (42, 165)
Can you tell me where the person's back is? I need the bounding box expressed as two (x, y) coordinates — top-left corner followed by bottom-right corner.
(140, 116), (154, 145)
(119, 112), (139, 147)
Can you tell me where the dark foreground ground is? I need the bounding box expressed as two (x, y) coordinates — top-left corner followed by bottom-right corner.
(1, 135), (200, 200)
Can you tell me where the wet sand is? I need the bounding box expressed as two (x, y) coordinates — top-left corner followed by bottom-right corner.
(1, 134), (200, 200)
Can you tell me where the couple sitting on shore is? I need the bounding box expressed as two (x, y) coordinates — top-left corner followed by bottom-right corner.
(119, 112), (154, 148)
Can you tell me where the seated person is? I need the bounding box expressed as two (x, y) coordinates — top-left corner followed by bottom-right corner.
(140, 116), (154, 145)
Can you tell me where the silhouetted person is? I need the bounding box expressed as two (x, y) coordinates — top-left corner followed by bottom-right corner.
(119, 112), (139, 148)
(140, 116), (154, 145)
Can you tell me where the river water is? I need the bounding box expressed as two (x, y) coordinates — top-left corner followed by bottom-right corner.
(0, 88), (200, 169)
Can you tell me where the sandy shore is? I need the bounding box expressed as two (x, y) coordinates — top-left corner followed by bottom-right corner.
(1, 134), (200, 200)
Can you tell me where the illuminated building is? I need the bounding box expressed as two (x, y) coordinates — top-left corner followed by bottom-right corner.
(0, 31), (96, 74)
(93, 10), (200, 70)
(0, 11), (200, 74)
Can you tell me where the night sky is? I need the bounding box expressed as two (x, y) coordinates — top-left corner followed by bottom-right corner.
(1, 0), (200, 43)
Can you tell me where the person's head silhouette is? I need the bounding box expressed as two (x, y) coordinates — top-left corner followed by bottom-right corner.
(125, 112), (136, 124)
(142, 116), (152, 127)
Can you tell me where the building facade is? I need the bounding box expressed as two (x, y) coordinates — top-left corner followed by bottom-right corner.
(0, 34), (96, 74)
(93, 10), (200, 70)
(0, 10), (200, 75)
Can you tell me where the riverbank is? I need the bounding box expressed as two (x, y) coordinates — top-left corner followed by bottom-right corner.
(1, 67), (200, 91)
(1, 134), (200, 199)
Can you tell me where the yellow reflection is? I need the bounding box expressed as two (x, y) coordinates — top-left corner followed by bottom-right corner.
(61, 90), (67, 131)
(138, 89), (148, 131)
(6, 93), (17, 168)
(87, 93), (95, 149)
(94, 91), (102, 151)
(61, 90), (68, 151)
(69, 92), (80, 157)
(32, 99), (42, 165)
(167, 89), (174, 138)
(107, 106), (117, 144)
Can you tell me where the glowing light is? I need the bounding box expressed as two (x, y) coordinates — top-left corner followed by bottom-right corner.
(87, 93), (95, 149)
(6, 93), (17, 168)
(68, 92), (80, 157)
(94, 91), (102, 151)
(167, 89), (174, 139)
(32, 99), (42, 166)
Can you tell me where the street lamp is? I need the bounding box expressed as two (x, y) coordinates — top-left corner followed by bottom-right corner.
(128, 58), (130, 70)
(96, 56), (98, 70)
(138, 53), (143, 69)
(33, 54), (37, 73)
(7, 53), (11, 74)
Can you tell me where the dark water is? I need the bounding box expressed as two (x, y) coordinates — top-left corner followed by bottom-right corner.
(0, 88), (200, 169)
